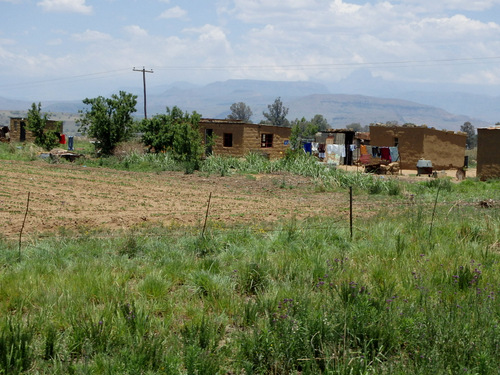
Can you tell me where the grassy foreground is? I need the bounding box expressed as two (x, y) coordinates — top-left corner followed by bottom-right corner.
(0, 191), (499, 374)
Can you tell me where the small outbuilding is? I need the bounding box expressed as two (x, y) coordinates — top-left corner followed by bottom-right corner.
(198, 119), (291, 159)
(9, 117), (63, 143)
(477, 126), (500, 181)
(369, 124), (466, 170)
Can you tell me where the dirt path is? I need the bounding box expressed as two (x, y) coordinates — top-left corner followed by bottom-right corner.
(1, 160), (381, 239)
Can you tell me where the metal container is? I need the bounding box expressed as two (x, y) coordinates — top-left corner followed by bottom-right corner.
(416, 159), (433, 176)
(416, 159), (432, 168)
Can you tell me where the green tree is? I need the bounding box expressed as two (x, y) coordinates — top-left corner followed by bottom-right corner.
(77, 91), (137, 155)
(310, 114), (330, 131)
(460, 121), (477, 149)
(289, 115), (329, 149)
(346, 123), (369, 132)
(262, 97), (289, 127)
(140, 106), (203, 172)
(27, 102), (61, 151)
(227, 102), (253, 123)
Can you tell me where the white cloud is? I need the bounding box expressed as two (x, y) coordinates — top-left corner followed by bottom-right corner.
(159, 6), (187, 19)
(459, 68), (500, 84)
(398, 0), (500, 11)
(47, 38), (63, 46)
(0, 38), (16, 46)
(393, 14), (500, 43)
(329, 0), (362, 14)
(37, 0), (92, 14)
(3, 0), (500, 99)
(182, 24), (232, 55)
(71, 29), (112, 42)
(216, 0), (500, 85)
(124, 25), (148, 38)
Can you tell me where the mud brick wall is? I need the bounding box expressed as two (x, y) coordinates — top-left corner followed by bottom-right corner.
(370, 125), (466, 170)
(9, 118), (33, 142)
(9, 118), (62, 143)
(477, 127), (500, 181)
(199, 119), (291, 159)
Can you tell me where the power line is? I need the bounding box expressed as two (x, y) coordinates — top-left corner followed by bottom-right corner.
(0, 68), (131, 90)
(1, 55), (499, 92)
(153, 56), (500, 71)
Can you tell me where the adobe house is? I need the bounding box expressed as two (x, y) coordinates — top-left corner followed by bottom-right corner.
(9, 117), (63, 143)
(369, 124), (467, 170)
(198, 119), (291, 159)
(477, 126), (500, 181)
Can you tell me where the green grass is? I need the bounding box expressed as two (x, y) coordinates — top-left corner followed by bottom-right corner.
(5, 140), (500, 200)
(2, 139), (500, 373)
(0, 142), (43, 161)
(0, 192), (499, 373)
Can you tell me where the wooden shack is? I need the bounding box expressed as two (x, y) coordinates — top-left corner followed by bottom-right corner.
(198, 119), (291, 159)
(369, 124), (466, 170)
(477, 126), (500, 181)
(9, 117), (62, 143)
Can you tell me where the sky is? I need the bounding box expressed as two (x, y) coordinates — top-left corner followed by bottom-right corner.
(1, 0), (500, 101)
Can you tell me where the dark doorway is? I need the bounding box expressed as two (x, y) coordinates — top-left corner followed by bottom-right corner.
(205, 129), (213, 156)
(345, 131), (354, 165)
(20, 121), (26, 142)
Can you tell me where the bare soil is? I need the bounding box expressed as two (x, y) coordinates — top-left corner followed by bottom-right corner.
(1, 160), (386, 239)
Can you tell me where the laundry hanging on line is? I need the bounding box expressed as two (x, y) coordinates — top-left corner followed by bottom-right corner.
(303, 143), (312, 154)
(389, 147), (399, 162)
(326, 144), (346, 158)
(380, 147), (391, 162)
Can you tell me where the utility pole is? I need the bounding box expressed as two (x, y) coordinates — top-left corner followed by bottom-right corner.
(133, 66), (153, 119)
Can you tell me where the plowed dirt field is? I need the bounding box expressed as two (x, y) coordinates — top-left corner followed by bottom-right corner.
(1, 160), (382, 239)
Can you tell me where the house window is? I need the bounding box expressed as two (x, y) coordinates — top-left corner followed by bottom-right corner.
(261, 133), (273, 148)
(223, 133), (233, 147)
(394, 137), (399, 147)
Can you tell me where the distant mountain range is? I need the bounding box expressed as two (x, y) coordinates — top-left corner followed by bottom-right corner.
(1, 77), (496, 134)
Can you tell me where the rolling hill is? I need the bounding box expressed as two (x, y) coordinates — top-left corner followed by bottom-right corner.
(0, 79), (491, 134)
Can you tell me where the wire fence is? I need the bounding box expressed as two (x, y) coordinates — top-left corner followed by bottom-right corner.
(3, 191), (353, 240)
(2, 186), (481, 246)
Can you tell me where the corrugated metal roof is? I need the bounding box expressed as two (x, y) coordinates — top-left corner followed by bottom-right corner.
(478, 126), (500, 130)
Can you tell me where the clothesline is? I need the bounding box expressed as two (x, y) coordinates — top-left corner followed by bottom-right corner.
(303, 142), (400, 164)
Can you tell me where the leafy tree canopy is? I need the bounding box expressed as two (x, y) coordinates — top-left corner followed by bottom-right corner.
(310, 114), (330, 131)
(460, 121), (477, 149)
(290, 115), (330, 149)
(140, 106), (203, 172)
(27, 102), (61, 151)
(227, 102), (253, 123)
(262, 97), (290, 127)
(77, 91), (137, 156)
(346, 123), (369, 132)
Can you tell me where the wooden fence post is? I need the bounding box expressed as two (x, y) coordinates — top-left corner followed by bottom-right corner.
(349, 187), (353, 239)
(202, 192), (212, 238)
(19, 192), (31, 260)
